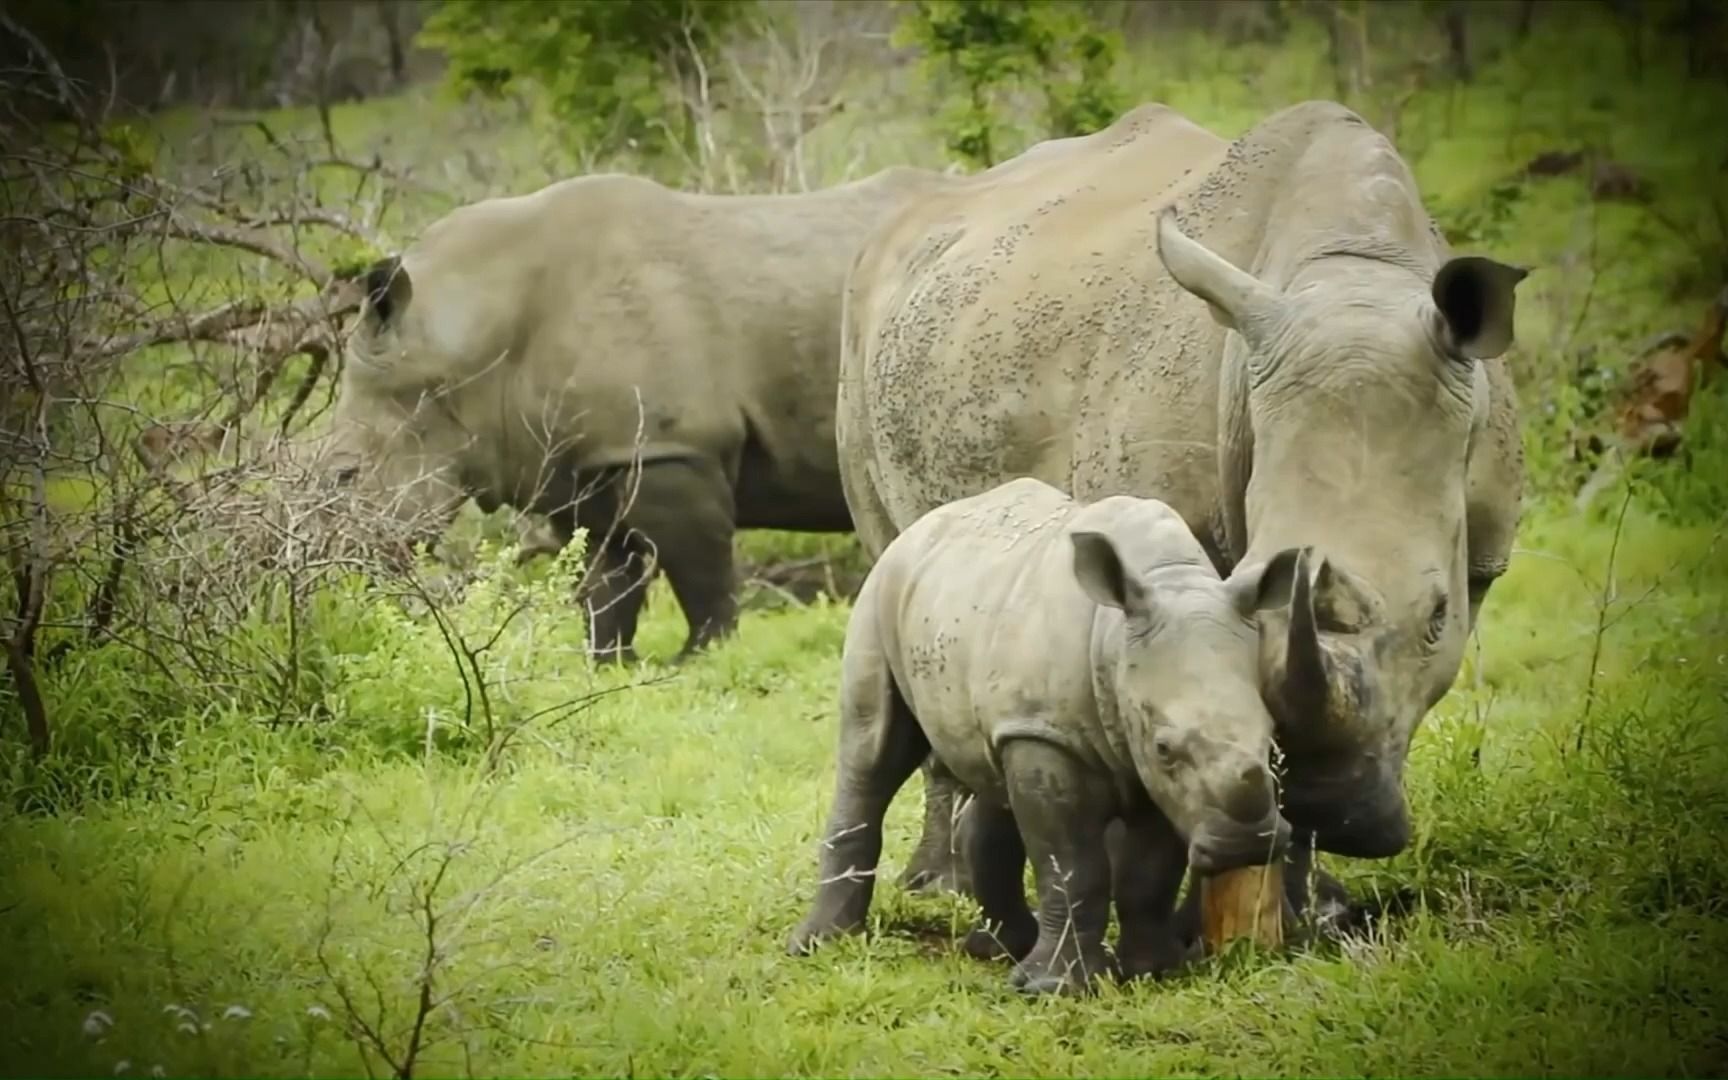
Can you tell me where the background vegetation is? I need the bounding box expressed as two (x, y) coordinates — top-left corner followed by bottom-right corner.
(2, 1), (1725, 1075)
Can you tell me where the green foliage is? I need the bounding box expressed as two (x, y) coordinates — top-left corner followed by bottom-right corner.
(1622, 379), (1728, 527)
(324, 236), (390, 281)
(99, 123), (156, 182)
(331, 531), (594, 758)
(3, 506), (1727, 1076)
(418, 0), (759, 168)
(893, 0), (1125, 168)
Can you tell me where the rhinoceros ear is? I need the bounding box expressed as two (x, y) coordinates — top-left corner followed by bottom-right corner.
(1432, 256), (1527, 360)
(1226, 545), (1310, 620)
(1070, 530), (1153, 619)
(364, 256), (413, 327)
(1155, 208), (1279, 335)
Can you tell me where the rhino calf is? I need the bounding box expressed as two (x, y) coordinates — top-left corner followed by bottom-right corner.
(788, 478), (1300, 995)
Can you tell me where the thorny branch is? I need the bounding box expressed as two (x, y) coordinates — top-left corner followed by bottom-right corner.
(0, 40), (396, 756)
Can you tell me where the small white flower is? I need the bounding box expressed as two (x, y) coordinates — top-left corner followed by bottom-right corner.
(113, 1060), (131, 1075)
(150, 1068), (166, 1079)
(221, 1005), (252, 1021)
(83, 1011), (114, 1039)
(305, 1004), (331, 1022)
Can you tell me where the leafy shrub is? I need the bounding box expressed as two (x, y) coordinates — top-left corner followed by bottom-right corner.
(419, 0), (759, 169)
(893, 0), (1125, 169)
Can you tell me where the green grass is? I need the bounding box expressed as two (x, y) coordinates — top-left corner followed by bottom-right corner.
(5, 6), (1728, 1077)
(2, 502), (1725, 1077)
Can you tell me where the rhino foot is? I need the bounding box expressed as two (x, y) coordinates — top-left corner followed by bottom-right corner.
(1113, 929), (1192, 982)
(962, 916), (1037, 962)
(1009, 948), (1108, 998)
(897, 856), (971, 896)
(786, 916), (858, 957)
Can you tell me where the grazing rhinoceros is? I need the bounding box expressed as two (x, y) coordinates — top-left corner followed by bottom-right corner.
(836, 101), (1527, 918)
(788, 478), (1301, 995)
(324, 166), (949, 661)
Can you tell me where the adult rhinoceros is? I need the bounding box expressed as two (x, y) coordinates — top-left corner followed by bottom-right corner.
(325, 166), (948, 661)
(837, 101), (1526, 911)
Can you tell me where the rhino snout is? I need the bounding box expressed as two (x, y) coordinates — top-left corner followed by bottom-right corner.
(1222, 760), (1275, 824)
(1187, 811), (1291, 874)
(1282, 776), (1412, 859)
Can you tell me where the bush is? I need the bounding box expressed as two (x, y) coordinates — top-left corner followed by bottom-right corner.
(893, 0), (1126, 169)
(419, 0), (759, 170)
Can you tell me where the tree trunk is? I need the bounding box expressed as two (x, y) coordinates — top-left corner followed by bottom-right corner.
(1321, 1), (1352, 101)
(1355, 0), (1372, 92)
(1607, 0), (1644, 81)
(1444, 1), (1471, 81)
(307, 7), (338, 155)
(1264, 0), (1290, 37)
(378, 0), (407, 86)
(6, 563), (50, 758)
(1680, 0), (1714, 77)
(1516, 0), (1537, 40)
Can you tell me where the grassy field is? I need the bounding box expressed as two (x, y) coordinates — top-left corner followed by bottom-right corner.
(4, 8), (1728, 1078)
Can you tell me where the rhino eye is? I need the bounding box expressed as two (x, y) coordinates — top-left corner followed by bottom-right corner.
(1153, 733), (1178, 766)
(1152, 732), (1188, 768)
(1424, 595), (1449, 645)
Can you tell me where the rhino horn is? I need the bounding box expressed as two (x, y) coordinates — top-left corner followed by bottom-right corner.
(1155, 208), (1280, 335)
(1274, 547), (1333, 731)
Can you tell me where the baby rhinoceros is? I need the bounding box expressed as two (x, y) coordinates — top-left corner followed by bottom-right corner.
(788, 477), (1303, 996)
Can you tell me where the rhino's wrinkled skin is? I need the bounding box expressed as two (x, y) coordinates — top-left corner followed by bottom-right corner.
(788, 478), (1301, 995)
(326, 167), (948, 660)
(837, 101), (1526, 904)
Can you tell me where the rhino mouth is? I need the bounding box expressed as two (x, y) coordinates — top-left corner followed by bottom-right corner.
(1187, 813), (1292, 874)
(1280, 779), (1411, 858)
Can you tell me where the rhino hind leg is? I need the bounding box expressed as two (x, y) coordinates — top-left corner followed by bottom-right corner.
(898, 759), (975, 896)
(1109, 812), (1192, 981)
(960, 800), (1036, 963)
(788, 624), (929, 955)
(1001, 740), (1114, 997)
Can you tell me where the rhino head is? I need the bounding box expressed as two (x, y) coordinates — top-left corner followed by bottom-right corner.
(321, 256), (476, 549)
(1069, 523), (1306, 873)
(1155, 210), (1527, 859)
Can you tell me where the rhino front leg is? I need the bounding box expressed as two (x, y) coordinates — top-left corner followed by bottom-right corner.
(1109, 811), (1191, 981)
(578, 538), (651, 664)
(960, 799), (1036, 963)
(1281, 836), (1358, 938)
(898, 758), (975, 896)
(563, 497), (651, 664)
(788, 611), (929, 954)
(1001, 740), (1113, 997)
(617, 457), (739, 658)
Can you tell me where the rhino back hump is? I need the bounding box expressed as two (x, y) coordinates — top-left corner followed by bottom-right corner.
(403, 171), (942, 495)
(840, 100), (1474, 561)
(842, 104), (1234, 544)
